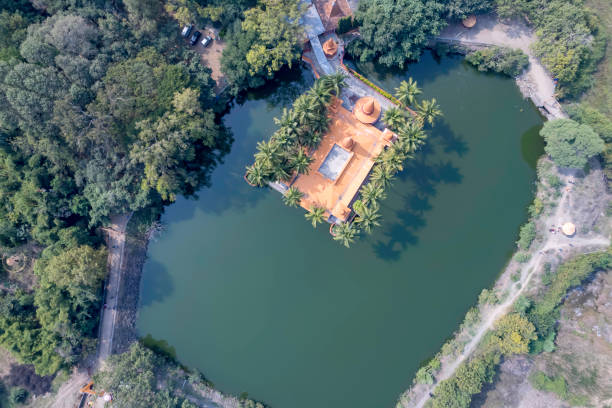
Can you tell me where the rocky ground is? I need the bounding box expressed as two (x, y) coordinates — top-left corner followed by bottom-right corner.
(474, 270), (612, 407)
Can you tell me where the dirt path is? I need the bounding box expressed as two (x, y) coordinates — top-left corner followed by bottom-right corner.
(436, 14), (566, 120)
(407, 168), (610, 408)
(97, 213), (131, 366)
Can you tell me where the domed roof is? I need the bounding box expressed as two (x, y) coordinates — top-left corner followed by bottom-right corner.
(322, 38), (338, 58)
(353, 97), (381, 124)
(462, 15), (477, 28)
(561, 222), (576, 236)
(340, 136), (354, 150)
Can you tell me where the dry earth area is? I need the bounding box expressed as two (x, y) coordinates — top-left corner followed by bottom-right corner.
(474, 270), (612, 407)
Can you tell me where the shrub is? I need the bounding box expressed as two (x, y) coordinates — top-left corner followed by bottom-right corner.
(517, 221), (536, 249)
(478, 288), (498, 305)
(515, 252), (531, 263)
(336, 16), (355, 34)
(529, 371), (568, 399)
(465, 46), (529, 76)
(9, 387), (28, 404)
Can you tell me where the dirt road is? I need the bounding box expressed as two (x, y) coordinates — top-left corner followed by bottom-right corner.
(436, 14), (567, 120)
(97, 213), (131, 365)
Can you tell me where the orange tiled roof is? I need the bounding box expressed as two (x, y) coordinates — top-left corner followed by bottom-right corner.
(291, 98), (392, 222)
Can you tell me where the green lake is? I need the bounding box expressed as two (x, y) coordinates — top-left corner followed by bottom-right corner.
(137, 52), (543, 408)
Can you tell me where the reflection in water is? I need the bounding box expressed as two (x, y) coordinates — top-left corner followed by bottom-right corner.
(521, 124), (545, 169)
(138, 52), (544, 408)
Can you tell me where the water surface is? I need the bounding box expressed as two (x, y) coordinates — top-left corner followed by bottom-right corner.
(138, 52), (543, 408)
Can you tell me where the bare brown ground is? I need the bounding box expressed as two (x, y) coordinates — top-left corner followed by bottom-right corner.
(189, 29), (227, 95)
(475, 270), (612, 407)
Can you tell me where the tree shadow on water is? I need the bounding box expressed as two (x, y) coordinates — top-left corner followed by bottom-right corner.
(372, 143), (465, 262)
(139, 259), (174, 307)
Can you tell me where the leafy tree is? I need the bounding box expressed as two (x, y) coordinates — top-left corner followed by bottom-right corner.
(516, 221), (536, 249)
(348, 0), (446, 68)
(540, 119), (604, 168)
(444, 0), (491, 20)
(465, 46), (529, 77)
(130, 88), (226, 201)
(490, 313), (536, 355)
(305, 206), (326, 228)
(283, 187), (303, 208)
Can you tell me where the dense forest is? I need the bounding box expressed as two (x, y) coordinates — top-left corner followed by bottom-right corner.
(0, 0), (609, 405)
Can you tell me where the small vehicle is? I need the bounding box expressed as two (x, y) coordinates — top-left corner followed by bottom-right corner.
(181, 24), (193, 38)
(201, 35), (213, 47)
(189, 30), (201, 46)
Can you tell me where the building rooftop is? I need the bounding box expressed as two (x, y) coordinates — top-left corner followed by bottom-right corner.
(285, 98), (394, 222)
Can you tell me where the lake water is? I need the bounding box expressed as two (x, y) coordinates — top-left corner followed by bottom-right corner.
(137, 52), (543, 408)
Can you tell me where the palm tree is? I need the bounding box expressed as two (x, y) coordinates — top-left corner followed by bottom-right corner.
(254, 140), (279, 167)
(395, 77), (421, 107)
(354, 202), (381, 234)
(274, 109), (299, 146)
(293, 95), (317, 125)
(322, 72), (346, 96)
(283, 186), (304, 207)
(398, 122), (427, 153)
(360, 182), (386, 205)
(332, 222), (359, 248)
(305, 206), (327, 228)
(245, 164), (267, 187)
(417, 98), (442, 127)
(380, 145), (407, 173)
(272, 163), (290, 182)
(383, 107), (406, 131)
(370, 163), (395, 188)
(290, 148), (313, 175)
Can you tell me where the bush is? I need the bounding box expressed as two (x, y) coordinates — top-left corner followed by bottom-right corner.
(431, 352), (500, 408)
(527, 250), (611, 338)
(336, 16), (355, 34)
(529, 371), (568, 399)
(9, 387), (28, 404)
(465, 46), (529, 76)
(517, 221), (536, 249)
(515, 252), (531, 263)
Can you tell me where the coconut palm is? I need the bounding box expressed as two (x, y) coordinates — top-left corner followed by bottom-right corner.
(383, 107), (406, 131)
(283, 186), (304, 207)
(417, 98), (442, 127)
(354, 202), (381, 234)
(272, 163), (290, 182)
(395, 77), (421, 107)
(322, 72), (346, 96)
(290, 148), (313, 175)
(332, 222), (359, 248)
(293, 95), (317, 125)
(254, 140), (279, 167)
(245, 164), (267, 187)
(311, 79), (332, 103)
(360, 182), (386, 205)
(305, 206), (327, 228)
(274, 109), (299, 146)
(380, 145), (408, 173)
(398, 121), (427, 153)
(370, 163), (395, 188)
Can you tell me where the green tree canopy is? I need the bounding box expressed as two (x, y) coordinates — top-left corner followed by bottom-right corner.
(348, 0), (446, 68)
(540, 119), (604, 168)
